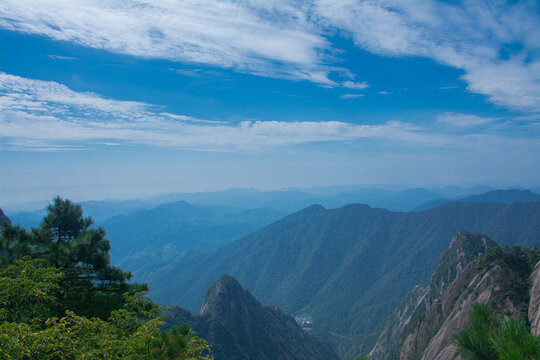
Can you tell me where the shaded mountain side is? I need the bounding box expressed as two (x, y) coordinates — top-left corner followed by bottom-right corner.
(415, 189), (540, 211)
(148, 201), (540, 359)
(164, 275), (338, 360)
(369, 231), (497, 359)
(101, 201), (286, 278)
(0, 208), (11, 225)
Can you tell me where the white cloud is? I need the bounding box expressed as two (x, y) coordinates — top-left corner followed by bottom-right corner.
(48, 55), (78, 61)
(340, 94), (364, 99)
(342, 81), (369, 90)
(314, 0), (540, 112)
(436, 112), (498, 127)
(0, 0), (343, 86)
(0, 73), (472, 152)
(1, 1), (537, 112)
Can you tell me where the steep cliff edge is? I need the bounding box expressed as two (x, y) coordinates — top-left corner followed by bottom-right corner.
(370, 232), (539, 360)
(529, 260), (540, 335)
(370, 231), (496, 359)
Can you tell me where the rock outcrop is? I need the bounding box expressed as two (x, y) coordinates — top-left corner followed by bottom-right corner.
(370, 231), (496, 359)
(370, 231), (539, 360)
(402, 262), (519, 360)
(529, 260), (540, 335)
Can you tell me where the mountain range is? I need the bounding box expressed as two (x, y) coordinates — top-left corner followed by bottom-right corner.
(2, 187), (540, 359)
(146, 200), (540, 358)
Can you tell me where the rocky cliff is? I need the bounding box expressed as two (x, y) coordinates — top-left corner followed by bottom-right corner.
(370, 231), (496, 359)
(370, 231), (539, 360)
(529, 260), (540, 335)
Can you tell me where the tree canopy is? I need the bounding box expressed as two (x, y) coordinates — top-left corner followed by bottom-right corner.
(0, 197), (214, 359)
(1, 196), (146, 319)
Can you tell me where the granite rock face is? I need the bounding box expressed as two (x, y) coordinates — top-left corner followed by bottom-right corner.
(405, 263), (519, 360)
(370, 231), (495, 360)
(371, 232), (539, 360)
(529, 260), (540, 336)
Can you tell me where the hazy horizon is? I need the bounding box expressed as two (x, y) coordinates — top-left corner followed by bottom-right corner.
(3, 181), (538, 211)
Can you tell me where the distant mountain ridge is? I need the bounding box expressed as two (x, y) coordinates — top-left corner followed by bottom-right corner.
(145, 185), (496, 212)
(415, 189), (540, 211)
(165, 275), (338, 360)
(147, 200), (540, 359)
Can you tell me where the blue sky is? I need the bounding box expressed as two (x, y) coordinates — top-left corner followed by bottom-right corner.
(0, 0), (539, 205)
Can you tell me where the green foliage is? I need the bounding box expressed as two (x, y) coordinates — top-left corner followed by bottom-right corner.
(1, 196), (147, 319)
(477, 246), (540, 315)
(454, 303), (540, 360)
(0, 258), (61, 323)
(0, 198), (213, 360)
(0, 251), (213, 359)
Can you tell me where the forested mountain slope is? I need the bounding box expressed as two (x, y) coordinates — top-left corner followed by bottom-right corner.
(101, 201), (286, 278)
(148, 201), (540, 358)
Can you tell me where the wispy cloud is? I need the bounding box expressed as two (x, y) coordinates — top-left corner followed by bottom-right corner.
(340, 94), (364, 99)
(1, 1), (538, 112)
(436, 112), (498, 127)
(0, 73), (479, 152)
(342, 81), (369, 90)
(0, 0), (346, 86)
(314, 0), (540, 112)
(47, 55), (78, 61)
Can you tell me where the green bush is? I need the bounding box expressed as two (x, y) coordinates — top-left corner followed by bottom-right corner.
(454, 303), (540, 360)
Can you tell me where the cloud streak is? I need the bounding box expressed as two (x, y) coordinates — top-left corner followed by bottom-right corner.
(436, 113), (498, 127)
(0, 73), (487, 152)
(0, 0), (344, 86)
